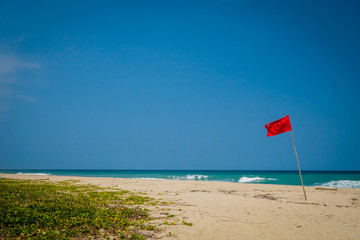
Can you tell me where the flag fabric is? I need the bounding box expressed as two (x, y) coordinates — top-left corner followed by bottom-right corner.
(265, 115), (292, 137)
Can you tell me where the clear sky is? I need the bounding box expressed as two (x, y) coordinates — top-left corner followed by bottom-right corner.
(1, 0), (359, 170)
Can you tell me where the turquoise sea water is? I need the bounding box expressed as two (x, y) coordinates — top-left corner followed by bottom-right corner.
(1, 170), (360, 188)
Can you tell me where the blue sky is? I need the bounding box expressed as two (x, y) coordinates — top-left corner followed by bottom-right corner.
(0, 0), (359, 170)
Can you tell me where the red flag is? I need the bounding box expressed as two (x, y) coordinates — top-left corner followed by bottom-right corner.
(265, 115), (292, 137)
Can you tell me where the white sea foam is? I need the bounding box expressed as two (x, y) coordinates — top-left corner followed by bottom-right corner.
(316, 180), (360, 189)
(238, 176), (277, 183)
(170, 175), (209, 181)
(185, 175), (208, 180)
(238, 177), (265, 183)
(136, 178), (166, 180)
(17, 173), (51, 176)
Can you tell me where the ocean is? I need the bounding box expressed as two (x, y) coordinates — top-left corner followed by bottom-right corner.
(1, 170), (360, 188)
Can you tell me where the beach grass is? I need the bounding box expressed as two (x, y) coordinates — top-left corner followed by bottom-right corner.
(0, 178), (159, 239)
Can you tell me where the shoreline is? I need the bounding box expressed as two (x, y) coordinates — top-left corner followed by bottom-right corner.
(1, 173), (360, 239)
(2, 170), (360, 188)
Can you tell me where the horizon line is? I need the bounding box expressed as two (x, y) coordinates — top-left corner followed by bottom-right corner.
(1, 169), (360, 172)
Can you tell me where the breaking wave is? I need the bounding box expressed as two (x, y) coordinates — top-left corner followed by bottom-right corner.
(185, 174), (208, 180)
(238, 176), (277, 183)
(316, 180), (360, 189)
(169, 175), (209, 181)
(137, 178), (166, 180)
(17, 173), (51, 176)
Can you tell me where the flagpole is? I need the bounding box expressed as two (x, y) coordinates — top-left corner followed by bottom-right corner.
(290, 130), (307, 201)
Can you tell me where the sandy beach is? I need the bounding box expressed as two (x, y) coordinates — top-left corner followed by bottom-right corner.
(1, 173), (359, 240)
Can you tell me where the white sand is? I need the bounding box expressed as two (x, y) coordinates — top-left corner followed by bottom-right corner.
(1, 174), (360, 240)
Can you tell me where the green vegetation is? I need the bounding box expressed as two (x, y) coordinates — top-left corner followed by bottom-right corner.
(0, 178), (158, 239)
(182, 220), (193, 226)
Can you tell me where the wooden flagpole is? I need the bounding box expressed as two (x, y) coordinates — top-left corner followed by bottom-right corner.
(290, 130), (307, 201)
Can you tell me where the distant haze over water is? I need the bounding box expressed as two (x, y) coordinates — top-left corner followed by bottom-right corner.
(1, 170), (360, 189)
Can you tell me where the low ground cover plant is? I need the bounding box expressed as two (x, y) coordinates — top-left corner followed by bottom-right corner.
(0, 178), (157, 239)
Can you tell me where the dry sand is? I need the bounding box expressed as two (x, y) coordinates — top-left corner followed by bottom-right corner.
(1, 173), (360, 240)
